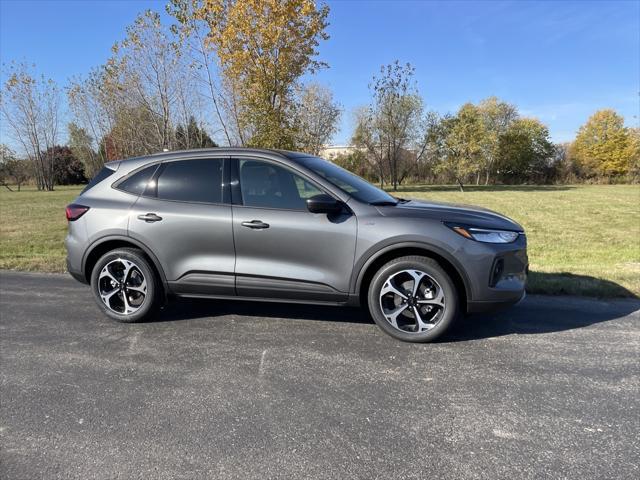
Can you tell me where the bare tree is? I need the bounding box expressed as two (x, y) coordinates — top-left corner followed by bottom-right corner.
(352, 105), (387, 187)
(69, 10), (210, 160)
(1, 63), (60, 190)
(167, 0), (236, 145)
(293, 83), (341, 155)
(67, 67), (115, 169)
(111, 10), (186, 151)
(353, 62), (423, 190)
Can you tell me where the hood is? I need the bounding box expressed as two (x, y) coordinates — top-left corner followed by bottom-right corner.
(375, 199), (524, 231)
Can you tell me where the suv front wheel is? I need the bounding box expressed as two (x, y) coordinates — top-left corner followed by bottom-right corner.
(90, 248), (161, 323)
(368, 256), (459, 342)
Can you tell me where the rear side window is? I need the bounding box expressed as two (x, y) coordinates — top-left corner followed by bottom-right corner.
(80, 166), (115, 194)
(156, 159), (223, 204)
(116, 164), (159, 196)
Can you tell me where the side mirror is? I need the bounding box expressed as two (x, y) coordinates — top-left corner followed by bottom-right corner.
(306, 194), (344, 215)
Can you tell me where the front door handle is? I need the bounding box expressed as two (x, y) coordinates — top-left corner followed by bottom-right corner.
(137, 213), (163, 223)
(241, 220), (270, 229)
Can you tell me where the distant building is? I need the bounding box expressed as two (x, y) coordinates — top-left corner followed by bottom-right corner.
(319, 145), (360, 160)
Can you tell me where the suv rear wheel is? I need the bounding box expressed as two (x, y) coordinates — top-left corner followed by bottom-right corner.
(90, 248), (161, 323)
(367, 255), (459, 342)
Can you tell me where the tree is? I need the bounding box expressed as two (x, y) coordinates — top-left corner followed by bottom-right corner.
(293, 83), (341, 155)
(67, 69), (114, 167)
(193, 0), (330, 148)
(168, 0), (237, 145)
(110, 10), (186, 151)
(67, 123), (103, 178)
(331, 149), (371, 180)
(477, 96), (518, 184)
(353, 61), (424, 190)
(1, 63), (61, 190)
(175, 116), (218, 149)
(69, 10), (205, 160)
(572, 109), (635, 179)
(436, 104), (486, 191)
(48, 146), (87, 185)
(416, 111), (452, 182)
(497, 118), (555, 183)
(0, 145), (31, 191)
(628, 127), (640, 181)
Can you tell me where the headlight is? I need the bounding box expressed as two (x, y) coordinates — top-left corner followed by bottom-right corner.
(445, 223), (520, 244)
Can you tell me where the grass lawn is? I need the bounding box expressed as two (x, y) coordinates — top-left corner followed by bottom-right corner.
(1, 184), (638, 298)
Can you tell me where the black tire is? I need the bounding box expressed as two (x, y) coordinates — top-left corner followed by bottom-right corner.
(90, 247), (161, 323)
(367, 255), (459, 343)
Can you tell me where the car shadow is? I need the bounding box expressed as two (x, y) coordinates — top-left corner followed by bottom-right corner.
(155, 298), (373, 325)
(152, 292), (639, 343)
(443, 295), (639, 342)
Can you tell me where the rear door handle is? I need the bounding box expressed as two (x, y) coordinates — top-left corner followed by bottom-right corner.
(241, 220), (270, 229)
(137, 213), (163, 223)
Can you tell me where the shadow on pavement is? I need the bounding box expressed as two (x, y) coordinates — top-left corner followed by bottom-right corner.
(154, 294), (640, 342)
(156, 298), (373, 324)
(443, 296), (640, 342)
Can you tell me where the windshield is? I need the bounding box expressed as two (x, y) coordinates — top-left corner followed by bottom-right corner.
(298, 156), (397, 205)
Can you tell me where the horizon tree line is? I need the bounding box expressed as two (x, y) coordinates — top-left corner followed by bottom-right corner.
(1, 0), (637, 191)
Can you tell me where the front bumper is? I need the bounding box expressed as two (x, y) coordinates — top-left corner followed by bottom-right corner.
(463, 234), (528, 314)
(467, 289), (526, 313)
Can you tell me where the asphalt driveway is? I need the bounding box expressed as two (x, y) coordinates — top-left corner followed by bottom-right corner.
(1, 271), (639, 479)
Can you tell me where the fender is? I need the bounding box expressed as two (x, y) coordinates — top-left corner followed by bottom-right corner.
(351, 239), (473, 301)
(81, 234), (169, 291)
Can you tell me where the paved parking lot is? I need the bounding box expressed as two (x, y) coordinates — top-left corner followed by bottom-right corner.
(1, 271), (639, 479)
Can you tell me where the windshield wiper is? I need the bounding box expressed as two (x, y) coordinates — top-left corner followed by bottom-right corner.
(370, 200), (399, 206)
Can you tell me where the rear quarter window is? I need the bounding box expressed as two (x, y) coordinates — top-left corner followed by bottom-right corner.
(80, 166), (116, 195)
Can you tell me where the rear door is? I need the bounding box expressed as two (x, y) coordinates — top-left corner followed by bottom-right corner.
(126, 157), (235, 296)
(231, 157), (357, 302)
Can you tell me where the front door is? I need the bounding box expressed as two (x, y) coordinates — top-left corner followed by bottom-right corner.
(231, 158), (357, 302)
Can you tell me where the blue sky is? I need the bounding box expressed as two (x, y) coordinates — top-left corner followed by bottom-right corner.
(1, 0), (638, 145)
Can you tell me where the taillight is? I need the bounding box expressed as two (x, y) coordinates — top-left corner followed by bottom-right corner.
(65, 204), (90, 221)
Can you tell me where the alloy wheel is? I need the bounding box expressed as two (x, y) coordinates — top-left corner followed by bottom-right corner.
(98, 258), (147, 315)
(378, 269), (446, 334)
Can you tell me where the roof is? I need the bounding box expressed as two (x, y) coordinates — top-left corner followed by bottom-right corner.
(106, 147), (312, 169)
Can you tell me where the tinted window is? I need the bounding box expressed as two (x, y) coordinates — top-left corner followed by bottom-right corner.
(298, 156), (398, 205)
(117, 164), (158, 196)
(80, 166), (115, 195)
(156, 159), (223, 203)
(239, 160), (318, 210)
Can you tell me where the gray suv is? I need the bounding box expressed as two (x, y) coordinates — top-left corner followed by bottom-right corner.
(65, 148), (527, 342)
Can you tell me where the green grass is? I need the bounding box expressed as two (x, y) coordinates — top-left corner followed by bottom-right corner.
(1, 184), (638, 297)
(0, 185), (81, 272)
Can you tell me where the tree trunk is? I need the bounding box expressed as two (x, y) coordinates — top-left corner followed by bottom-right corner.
(2, 184), (14, 192)
(457, 178), (465, 192)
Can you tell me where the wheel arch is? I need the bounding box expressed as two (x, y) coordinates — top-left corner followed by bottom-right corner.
(82, 235), (169, 293)
(354, 242), (471, 312)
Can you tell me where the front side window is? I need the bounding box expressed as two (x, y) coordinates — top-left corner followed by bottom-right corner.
(156, 159), (223, 203)
(239, 160), (321, 210)
(298, 156), (398, 205)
